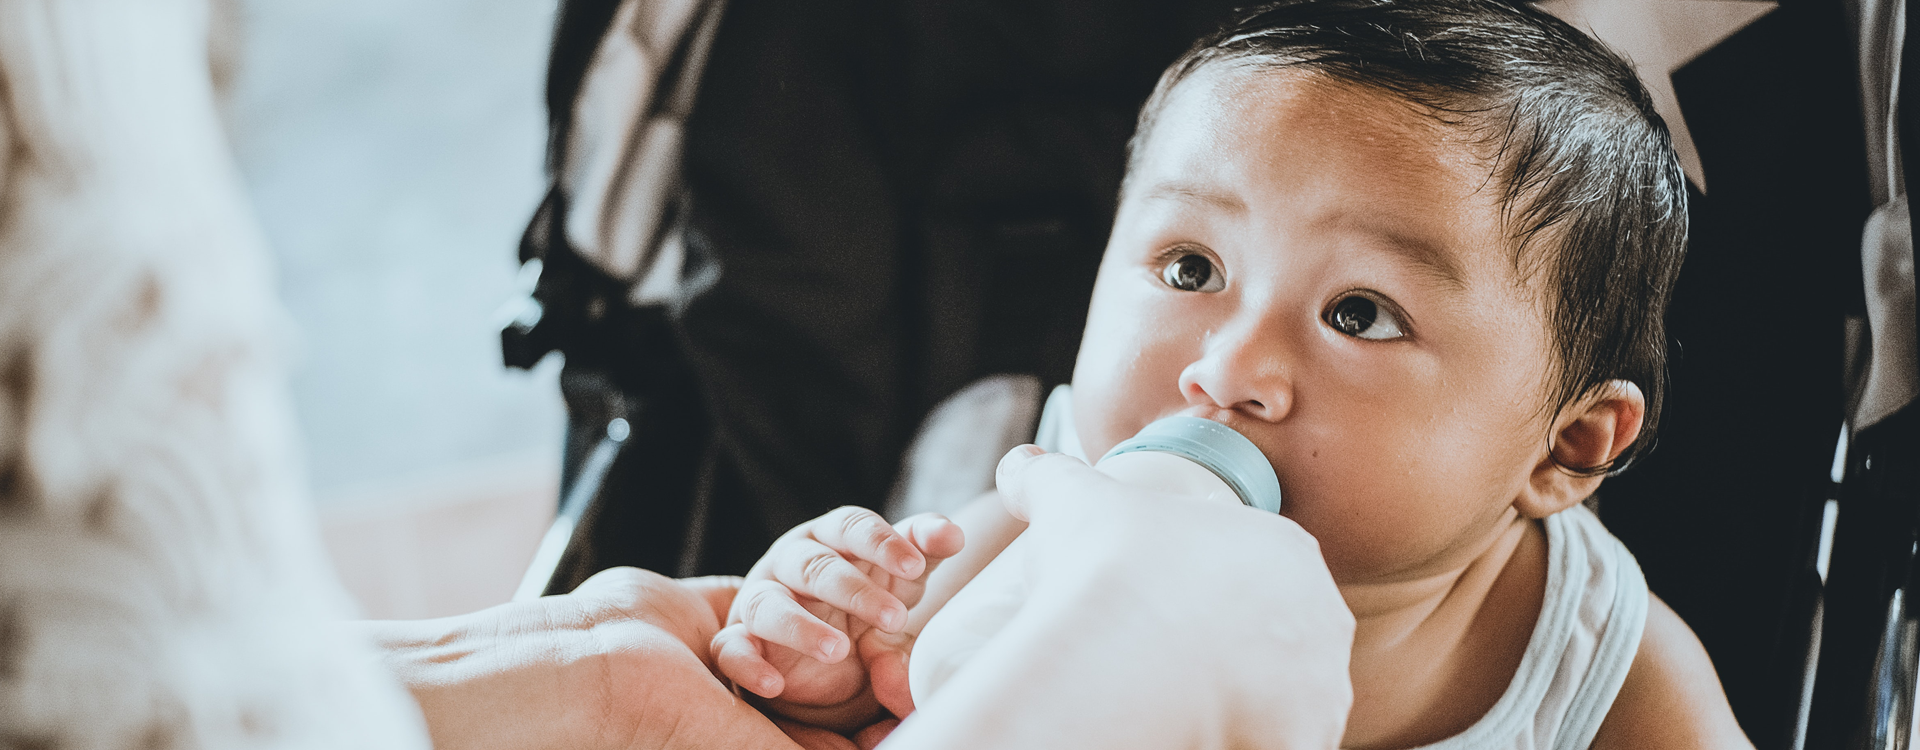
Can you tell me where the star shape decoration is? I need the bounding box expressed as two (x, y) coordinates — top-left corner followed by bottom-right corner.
(1536, 0), (1777, 193)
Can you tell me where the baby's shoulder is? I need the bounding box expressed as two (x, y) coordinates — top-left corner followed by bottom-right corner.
(1588, 595), (1753, 749)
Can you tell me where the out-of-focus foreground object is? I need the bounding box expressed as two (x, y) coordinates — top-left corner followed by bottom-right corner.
(0, 0), (428, 746)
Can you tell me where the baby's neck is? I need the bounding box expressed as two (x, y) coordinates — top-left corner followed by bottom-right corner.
(1338, 511), (1548, 750)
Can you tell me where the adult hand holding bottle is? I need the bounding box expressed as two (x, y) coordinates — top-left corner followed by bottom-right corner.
(888, 445), (1355, 750)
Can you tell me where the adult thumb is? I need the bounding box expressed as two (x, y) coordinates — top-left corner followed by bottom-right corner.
(995, 444), (1126, 523)
(860, 628), (916, 719)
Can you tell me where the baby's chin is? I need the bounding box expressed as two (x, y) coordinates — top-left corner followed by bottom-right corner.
(1304, 507), (1532, 591)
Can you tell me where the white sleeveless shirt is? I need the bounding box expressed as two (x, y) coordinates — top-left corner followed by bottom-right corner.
(1033, 386), (1648, 750)
(1411, 504), (1647, 750)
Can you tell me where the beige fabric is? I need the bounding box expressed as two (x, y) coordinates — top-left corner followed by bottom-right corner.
(0, 2), (427, 747)
(885, 375), (1043, 521)
(561, 0), (725, 289)
(1857, 195), (1918, 430)
(1851, 0), (1916, 430)
(1855, 0), (1904, 205)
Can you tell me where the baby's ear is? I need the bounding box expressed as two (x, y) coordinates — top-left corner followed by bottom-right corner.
(1514, 380), (1646, 519)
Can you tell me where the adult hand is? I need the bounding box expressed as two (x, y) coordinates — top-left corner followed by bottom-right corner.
(357, 567), (802, 750)
(885, 446), (1355, 750)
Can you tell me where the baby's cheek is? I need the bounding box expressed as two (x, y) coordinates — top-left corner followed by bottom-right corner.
(1268, 449), (1447, 582)
(1068, 382), (1135, 458)
(1274, 498), (1383, 582)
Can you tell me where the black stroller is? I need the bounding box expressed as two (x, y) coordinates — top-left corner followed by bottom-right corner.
(501, 1), (1914, 747)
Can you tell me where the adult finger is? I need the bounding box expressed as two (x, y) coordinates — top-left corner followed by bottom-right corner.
(711, 622), (785, 698)
(859, 628), (915, 719)
(994, 445), (1127, 523)
(682, 574), (747, 625)
(736, 579), (850, 663)
(776, 719), (859, 750)
(570, 565), (673, 603)
(568, 566), (718, 654)
(807, 506), (925, 581)
(769, 537), (909, 633)
(854, 718), (900, 750)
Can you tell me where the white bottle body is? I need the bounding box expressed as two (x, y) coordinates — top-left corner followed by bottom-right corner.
(906, 450), (1241, 704)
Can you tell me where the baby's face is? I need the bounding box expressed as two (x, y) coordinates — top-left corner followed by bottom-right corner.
(1072, 67), (1559, 584)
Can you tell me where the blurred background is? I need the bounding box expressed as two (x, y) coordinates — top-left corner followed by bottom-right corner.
(225, 0), (563, 619)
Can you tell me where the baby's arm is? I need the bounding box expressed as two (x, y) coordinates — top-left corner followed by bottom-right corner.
(1589, 594), (1754, 749)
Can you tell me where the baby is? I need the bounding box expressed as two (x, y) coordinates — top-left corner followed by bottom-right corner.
(708, 0), (1754, 747)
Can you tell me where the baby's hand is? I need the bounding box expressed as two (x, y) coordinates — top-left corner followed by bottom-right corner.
(711, 507), (964, 731)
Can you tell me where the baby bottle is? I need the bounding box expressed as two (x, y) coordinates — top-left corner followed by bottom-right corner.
(907, 415), (1283, 704)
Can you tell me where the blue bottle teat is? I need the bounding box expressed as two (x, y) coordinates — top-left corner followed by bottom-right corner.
(1098, 416), (1283, 514)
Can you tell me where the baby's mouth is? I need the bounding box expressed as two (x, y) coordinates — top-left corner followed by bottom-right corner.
(1168, 407), (1290, 488)
(1172, 406), (1271, 446)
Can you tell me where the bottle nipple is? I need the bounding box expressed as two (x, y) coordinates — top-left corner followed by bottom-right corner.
(1098, 416), (1283, 513)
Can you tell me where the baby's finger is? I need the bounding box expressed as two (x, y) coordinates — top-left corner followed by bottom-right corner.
(771, 538), (909, 634)
(737, 579), (852, 663)
(711, 622), (784, 698)
(896, 513), (966, 566)
(886, 515), (967, 610)
(808, 506), (925, 581)
(854, 718), (900, 750)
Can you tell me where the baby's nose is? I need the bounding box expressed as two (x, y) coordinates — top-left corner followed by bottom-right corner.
(1176, 331), (1293, 422)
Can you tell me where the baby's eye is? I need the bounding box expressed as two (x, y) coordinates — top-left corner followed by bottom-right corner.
(1160, 252), (1226, 293)
(1325, 294), (1406, 340)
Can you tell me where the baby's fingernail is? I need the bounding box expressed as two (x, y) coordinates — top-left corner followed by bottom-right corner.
(881, 607), (904, 631)
(820, 637), (841, 660)
(1017, 444), (1044, 457)
(760, 676), (780, 695)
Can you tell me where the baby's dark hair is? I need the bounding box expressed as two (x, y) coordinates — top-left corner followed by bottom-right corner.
(1131, 0), (1688, 475)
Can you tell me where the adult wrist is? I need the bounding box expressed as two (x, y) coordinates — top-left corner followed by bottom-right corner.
(351, 606), (603, 750)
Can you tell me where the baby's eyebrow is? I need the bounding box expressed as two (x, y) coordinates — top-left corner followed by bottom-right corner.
(1369, 228), (1467, 291)
(1142, 181), (1247, 213)
(1141, 181), (1468, 290)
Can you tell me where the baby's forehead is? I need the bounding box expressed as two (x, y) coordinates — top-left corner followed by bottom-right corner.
(1141, 66), (1496, 184)
(1128, 66), (1529, 276)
